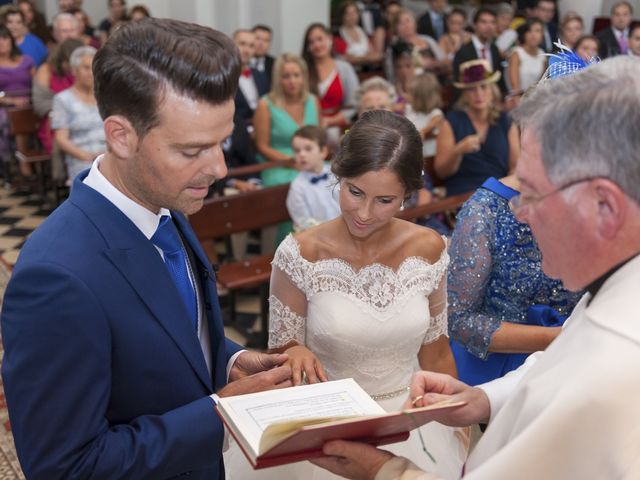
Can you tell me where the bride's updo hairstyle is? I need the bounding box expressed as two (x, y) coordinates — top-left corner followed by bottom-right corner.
(331, 110), (423, 194)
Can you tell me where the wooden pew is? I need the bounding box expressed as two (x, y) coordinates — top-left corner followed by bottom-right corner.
(7, 107), (51, 195)
(189, 183), (291, 348)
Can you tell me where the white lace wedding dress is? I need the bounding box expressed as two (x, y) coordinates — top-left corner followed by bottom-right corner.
(224, 235), (468, 479)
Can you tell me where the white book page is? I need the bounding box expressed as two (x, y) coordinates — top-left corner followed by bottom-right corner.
(218, 378), (384, 456)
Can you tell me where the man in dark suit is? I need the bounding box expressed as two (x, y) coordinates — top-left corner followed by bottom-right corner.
(530, 0), (558, 52)
(251, 24), (275, 92)
(234, 29), (270, 121)
(453, 8), (507, 96)
(417, 0), (449, 40)
(1, 18), (291, 479)
(597, 1), (634, 58)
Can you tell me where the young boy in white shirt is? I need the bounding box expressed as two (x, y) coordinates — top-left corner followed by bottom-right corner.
(286, 126), (341, 231)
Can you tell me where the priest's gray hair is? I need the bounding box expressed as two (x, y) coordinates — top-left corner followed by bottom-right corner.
(511, 55), (640, 203)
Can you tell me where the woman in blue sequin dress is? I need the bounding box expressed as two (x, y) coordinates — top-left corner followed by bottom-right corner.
(447, 176), (583, 385)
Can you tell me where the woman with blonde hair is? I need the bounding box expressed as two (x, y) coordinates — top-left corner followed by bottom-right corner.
(254, 52), (320, 243)
(435, 60), (519, 196)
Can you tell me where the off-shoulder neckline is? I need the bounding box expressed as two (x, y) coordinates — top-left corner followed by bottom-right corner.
(281, 234), (448, 276)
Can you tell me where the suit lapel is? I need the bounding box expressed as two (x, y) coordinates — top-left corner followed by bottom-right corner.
(69, 178), (213, 391)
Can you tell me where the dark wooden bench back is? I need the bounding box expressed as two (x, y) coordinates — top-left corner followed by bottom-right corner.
(189, 183), (291, 241)
(7, 107), (42, 137)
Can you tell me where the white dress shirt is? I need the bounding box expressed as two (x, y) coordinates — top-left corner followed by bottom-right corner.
(285, 164), (341, 231)
(238, 72), (259, 111)
(83, 157), (243, 393)
(471, 35), (493, 66)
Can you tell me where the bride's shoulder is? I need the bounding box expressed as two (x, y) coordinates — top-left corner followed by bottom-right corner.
(394, 220), (447, 265)
(291, 219), (343, 263)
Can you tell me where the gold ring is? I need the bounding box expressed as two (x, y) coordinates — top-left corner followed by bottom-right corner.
(411, 395), (424, 406)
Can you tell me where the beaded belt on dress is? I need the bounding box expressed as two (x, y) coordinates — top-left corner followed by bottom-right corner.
(370, 385), (410, 401)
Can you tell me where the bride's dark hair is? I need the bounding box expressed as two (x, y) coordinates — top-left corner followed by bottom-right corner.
(331, 110), (423, 193)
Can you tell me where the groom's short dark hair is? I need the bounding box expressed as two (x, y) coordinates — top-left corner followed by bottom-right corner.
(93, 18), (241, 138)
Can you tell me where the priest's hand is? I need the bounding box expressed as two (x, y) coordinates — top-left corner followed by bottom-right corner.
(311, 440), (394, 480)
(403, 371), (490, 426)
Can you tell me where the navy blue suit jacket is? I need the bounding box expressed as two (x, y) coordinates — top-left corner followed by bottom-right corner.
(234, 68), (270, 121)
(1, 173), (243, 479)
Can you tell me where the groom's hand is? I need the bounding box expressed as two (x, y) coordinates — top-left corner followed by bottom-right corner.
(229, 351), (289, 381)
(218, 352), (292, 397)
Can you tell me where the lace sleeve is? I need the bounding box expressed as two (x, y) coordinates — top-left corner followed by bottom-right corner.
(447, 192), (501, 359)
(268, 236), (309, 349)
(423, 246), (449, 344)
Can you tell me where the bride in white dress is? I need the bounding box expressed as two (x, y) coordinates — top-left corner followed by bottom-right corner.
(224, 110), (468, 479)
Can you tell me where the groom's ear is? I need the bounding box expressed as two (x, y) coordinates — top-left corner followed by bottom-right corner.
(104, 115), (140, 159)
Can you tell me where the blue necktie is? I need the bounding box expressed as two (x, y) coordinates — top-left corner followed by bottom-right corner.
(152, 215), (198, 330)
(309, 172), (329, 184)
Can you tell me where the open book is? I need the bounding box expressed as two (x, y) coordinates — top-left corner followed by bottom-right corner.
(216, 378), (465, 469)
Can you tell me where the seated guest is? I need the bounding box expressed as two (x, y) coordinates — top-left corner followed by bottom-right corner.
(355, 0), (386, 61)
(250, 24), (275, 92)
(17, 0), (52, 45)
(68, 7), (101, 49)
(233, 29), (269, 122)
(629, 23), (640, 57)
(559, 13), (584, 50)
(302, 22), (359, 127)
(530, 0), (557, 53)
(387, 8), (449, 79)
(1, 5), (47, 67)
(453, 8), (507, 96)
(417, 0), (449, 40)
(494, 2), (517, 57)
(334, 1), (382, 67)
(382, 0), (402, 46)
(49, 11), (82, 48)
(435, 59), (519, 197)
(438, 8), (471, 62)
(129, 4), (151, 21)
(596, 1), (633, 58)
(98, 0), (128, 44)
(574, 34), (600, 62)
(447, 175), (583, 385)
(0, 24), (34, 169)
(354, 75), (395, 115)
(404, 72), (443, 157)
(32, 38), (82, 155)
(507, 18), (546, 96)
(254, 52), (320, 245)
(51, 46), (105, 182)
(389, 41), (414, 109)
(221, 113), (260, 194)
(286, 125), (340, 231)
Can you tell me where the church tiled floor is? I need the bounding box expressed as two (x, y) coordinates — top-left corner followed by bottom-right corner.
(0, 186), (260, 346)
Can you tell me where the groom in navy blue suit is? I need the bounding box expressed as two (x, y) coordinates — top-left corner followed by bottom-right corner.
(1, 19), (292, 479)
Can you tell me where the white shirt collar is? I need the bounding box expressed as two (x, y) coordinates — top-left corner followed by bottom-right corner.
(612, 27), (629, 37)
(472, 34), (490, 50)
(83, 155), (171, 240)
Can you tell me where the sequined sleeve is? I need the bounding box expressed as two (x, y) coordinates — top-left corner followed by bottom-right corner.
(268, 235), (308, 349)
(447, 191), (501, 359)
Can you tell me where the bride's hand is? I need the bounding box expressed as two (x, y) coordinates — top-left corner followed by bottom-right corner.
(284, 345), (328, 386)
